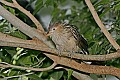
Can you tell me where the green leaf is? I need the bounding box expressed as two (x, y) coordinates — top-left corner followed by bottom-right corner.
(45, 0), (54, 7)
(10, 31), (27, 39)
(17, 56), (33, 66)
(96, 0), (110, 5)
(114, 2), (120, 10)
(5, 49), (16, 57)
(49, 77), (55, 80)
(99, 7), (111, 18)
(50, 71), (63, 80)
(33, 0), (43, 15)
(67, 69), (73, 80)
(116, 39), (120, 45)
(8, 70), (18, 76)
(27, 74), (43, 80)
(18, 76), (28, 80)
(8, 7), (15, 15)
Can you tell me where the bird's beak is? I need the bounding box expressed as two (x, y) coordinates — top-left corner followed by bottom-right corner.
(46, 32), (50, 37)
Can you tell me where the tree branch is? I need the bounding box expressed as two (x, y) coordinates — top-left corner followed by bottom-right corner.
(0, 4), (54, 48)
(3, 72), (34, 79)
(45, 53), (120, 78)
(72, 71), (93, 80)
(0, 50), (120, 78)
(0, 0), (45, 32)
(84, 0), (120, 50)
(0, 32), (120, 61)
(0, 62), (57, 71)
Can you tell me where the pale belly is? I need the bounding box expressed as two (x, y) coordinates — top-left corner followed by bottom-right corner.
(52, 34), (80, 53)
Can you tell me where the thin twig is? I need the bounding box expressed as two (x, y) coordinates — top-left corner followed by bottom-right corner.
(84, 0), (120, 50)
(3, 72), (34, 79)
(0, 0), (15, 7)
(0, 62), (57, 71)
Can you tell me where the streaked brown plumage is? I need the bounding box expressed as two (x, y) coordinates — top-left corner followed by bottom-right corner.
(47, 22), (89, 55)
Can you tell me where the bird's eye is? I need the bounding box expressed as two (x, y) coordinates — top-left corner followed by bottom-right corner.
(53, 28), (55, 30)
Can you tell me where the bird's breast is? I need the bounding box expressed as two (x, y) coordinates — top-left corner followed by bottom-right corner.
(51, 33), (79, 52)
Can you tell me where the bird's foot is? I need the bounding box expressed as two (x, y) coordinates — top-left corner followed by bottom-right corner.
(57, 49), (62, 57)
(68, 51), (75, 59)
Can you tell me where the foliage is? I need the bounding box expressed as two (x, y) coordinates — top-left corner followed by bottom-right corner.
(0, 0), (120, 80)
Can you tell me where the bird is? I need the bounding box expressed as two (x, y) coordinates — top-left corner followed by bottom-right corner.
(46, 22), (89, 57)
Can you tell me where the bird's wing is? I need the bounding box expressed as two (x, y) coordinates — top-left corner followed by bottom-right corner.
(64, 25), (89, 54)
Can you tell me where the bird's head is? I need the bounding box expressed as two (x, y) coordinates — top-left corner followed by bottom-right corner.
(46, 22), (65, 36)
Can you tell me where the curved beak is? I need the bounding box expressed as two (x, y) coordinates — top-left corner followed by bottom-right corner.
(46, 31), (51, 37)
